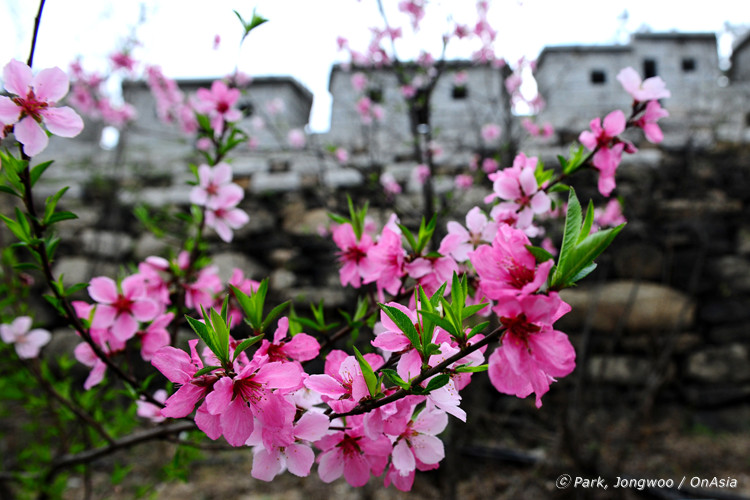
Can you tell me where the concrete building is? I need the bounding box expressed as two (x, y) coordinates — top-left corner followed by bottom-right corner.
(533, 33), (722, 145)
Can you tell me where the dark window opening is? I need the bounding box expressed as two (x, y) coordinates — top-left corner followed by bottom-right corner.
(643, 59), (657, 78)
(590, 70), (606, 85)
(745, 112), (750, 128)
(238, 100), (254, 117)
(451, 85), (468, 99)
(367, 87), (384, 103)
(682, 58), (696, 72)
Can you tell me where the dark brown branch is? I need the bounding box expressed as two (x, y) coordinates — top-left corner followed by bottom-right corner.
(329, 325), (503, 419)
(46, 421), (196, 475)
(27, 0), (46, 68)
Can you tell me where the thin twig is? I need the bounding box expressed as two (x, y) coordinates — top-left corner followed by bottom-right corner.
(27, 0), (46, 68)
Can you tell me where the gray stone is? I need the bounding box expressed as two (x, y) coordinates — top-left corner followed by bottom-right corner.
(211, 252), (268, 282)
(133, 232), (179, 260)
(558, 280), (695, 332)
(270, 268), (297, 290)
(250, 172), (301, 193)
(613, 243), (664, 280)
(686, 344), (750, 383)
(323, 168), (363, 188)
(709, 256), (750, 294)
(287, 287), (349, 308)
(81, 229), (133, 259)
(587, 355), (654, 384)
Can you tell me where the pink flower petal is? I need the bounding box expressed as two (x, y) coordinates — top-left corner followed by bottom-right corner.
(285, 443), (315, 477)
(392, 439), (416, 474)
(3, 59), (32, 96)
(33, 67), (69, 102)
(0, 96), (20, 123)
(14, 116), (48, 157)
(88, 276), (118, 304)
(41, 106), (83, 137)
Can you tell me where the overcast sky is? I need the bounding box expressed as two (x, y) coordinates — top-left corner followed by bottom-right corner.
(1, 1), (748, 131)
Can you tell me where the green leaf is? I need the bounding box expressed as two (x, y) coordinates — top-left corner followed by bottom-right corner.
(551, 188), (582, 286)
(563, 144), (587, 175)
(398, 223), (418, 253)
(578, 200), (595, 245)
(467, 321), (490, 339)
(381, 368), (410, 389)
(233, 334), (264, 361)
(45, 211), (78, 225)
(185, 314), (218, 355)
(419, 310), (459, 339)
(548, 183), (571, 193)
(525, 245), (555, 264)
(561, 224), (624, 287)
(422, 374), (450, 393)
(30, 160), (54, 186)
(261, 301), (290, 333)
(194, 365), (220, 377)
(379, 303), (420, 350)
(454, 364), (489, 373)
(208, 307), (230, 364)
(0, 185), (20, 197)
(352, 346), (379, 397)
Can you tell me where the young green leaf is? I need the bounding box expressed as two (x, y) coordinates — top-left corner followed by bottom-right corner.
(233, 334), (264, 361)
(379, 303), (420, 351)
(352, 346), (379, 398)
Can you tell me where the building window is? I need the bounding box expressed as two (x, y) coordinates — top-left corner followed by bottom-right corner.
(590, 70), (606, 85)
(367, 87), (384, 103)
(451, 85), (468, 99)
(643, 59), (657, 78)
(682, 58), (696, 72)
(238, 100), (254, 117)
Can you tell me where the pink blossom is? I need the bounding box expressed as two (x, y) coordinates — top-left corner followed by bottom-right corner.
(138, 312), (174, 361)
(438, 206), (498, 262)
(249, 410), (329, 481)
(205, 196), (250, 243)
(504, 73), (522, 94)
(213, 34), (221, 50)
(152, 339), (216, 418)
(594, 198), (626, 230)
(332, 223), (374, 288)
(136, 389), (168, 423)
(334, 147), (349, 163)
(469, 223), (553, 300)
(0, 59), (84, 156)
(1, 316), (51, 359)
(486, 153), (551, 229)
(287, 128), (306, 149)
(616, 66), (671, 102)
(453, 71), (468, 85)
(305, 350), (383, 414)
(316, 422), (392, 487)
(578, 110), (631, 197)
(88, 275), (160, 342)
(204, 356), (302, 447)
(481, 123), (501, 143)
(381, 172), (402, 196)
(488, 294), (575, 408)
(413, 164), (430, 185)
(634, 100), (669, 143)
(109, 51), (137, 72)
(455, 174), (473, 189)
(256, 317), (320, 363)
(265, 97), (285, 116)
(350, 72), (368, 92)
(405, 255), (459, 298)
(184, 265), (223, 312)
(190, 162), (243, 209)
(482, 157), (499, 174)
(363, 226), (406, 297)
(398, 0), (426, 30)
(193, 80), (242, 134)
